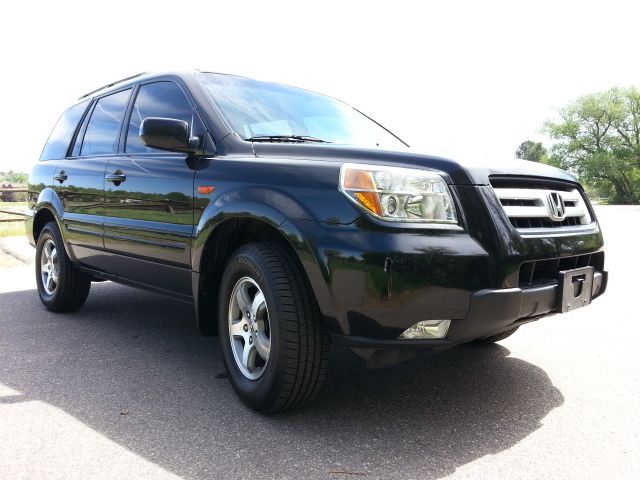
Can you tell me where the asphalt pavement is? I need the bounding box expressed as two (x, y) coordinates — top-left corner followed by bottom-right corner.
(0, 206), (638, 479)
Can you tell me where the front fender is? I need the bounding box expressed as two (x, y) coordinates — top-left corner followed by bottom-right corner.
(193, 156), (361, 225)
(191, 197), (339, 327)
(208, 186), (316, 221)
(192, 176), (359, 271)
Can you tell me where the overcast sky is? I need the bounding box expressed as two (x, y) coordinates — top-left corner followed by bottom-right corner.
(1, 0), (638, 172)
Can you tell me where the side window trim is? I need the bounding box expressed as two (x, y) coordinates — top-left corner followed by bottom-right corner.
(117, 83), (140, 154)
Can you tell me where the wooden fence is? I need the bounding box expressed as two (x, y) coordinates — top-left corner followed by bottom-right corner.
(0, 187), (27, 222)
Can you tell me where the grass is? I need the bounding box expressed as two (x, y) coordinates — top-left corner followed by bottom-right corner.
(0, 223), (25, 237)
(0, 201), (27, 210)
(0, 202), (27, 237)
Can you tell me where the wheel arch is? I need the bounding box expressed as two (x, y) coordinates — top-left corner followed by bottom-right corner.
(192, 208), (330, 337)
(31, 188), (64, 238)
(29, 188), (75, 259)
(32, 207), (57, 243)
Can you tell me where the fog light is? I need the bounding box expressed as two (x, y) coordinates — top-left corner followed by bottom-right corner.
(398, 320), (451, 339)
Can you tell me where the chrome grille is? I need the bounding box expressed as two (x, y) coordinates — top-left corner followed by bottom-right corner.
(490, 178), (594, 233)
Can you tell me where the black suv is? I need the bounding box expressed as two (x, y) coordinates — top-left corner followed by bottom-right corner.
(27, 71), (607, 412)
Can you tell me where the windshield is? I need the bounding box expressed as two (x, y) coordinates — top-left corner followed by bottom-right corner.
(197, 73), (406, 148)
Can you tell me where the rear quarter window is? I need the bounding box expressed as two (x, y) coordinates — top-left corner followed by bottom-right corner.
(39, 100), (90, 161)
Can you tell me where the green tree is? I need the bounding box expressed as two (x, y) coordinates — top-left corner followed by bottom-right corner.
(0, 170), (28, 184)
(515, 140), (547, 162)
(544, 87), (640, 204)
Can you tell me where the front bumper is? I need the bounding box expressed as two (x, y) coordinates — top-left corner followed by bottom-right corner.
(290, 209), (605, 323)
(331, 270), (607, 367)
(332, 270), (607, 348)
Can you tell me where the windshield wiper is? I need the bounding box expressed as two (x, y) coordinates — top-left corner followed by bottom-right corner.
(245, 135), (329, 143)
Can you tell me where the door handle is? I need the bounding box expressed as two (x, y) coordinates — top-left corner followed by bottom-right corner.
(106, 172), (126, 185)
(53, 171), (67, 183)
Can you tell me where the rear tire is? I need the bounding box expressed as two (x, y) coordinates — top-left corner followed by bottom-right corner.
(35, 221), (91, 312)
(218, 242), (329, 413)
(473, 326), (519, 344)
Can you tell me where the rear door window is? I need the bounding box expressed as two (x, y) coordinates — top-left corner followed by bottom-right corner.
(80, 89), (131, 156)
(125, 82), (194, 153)
(40, 100), (90, 160)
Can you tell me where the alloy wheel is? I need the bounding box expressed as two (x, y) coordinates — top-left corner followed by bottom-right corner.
(40, 238), (59, 295)
(228, 276), (271, 380)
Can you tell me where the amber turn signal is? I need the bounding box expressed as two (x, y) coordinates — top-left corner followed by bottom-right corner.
(354, 192), (383, 216)
(341, 169), (383, 216)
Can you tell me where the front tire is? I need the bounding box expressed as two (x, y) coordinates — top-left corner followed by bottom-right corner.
(35, 221), (91, 312)
(218, 243), (329, 413)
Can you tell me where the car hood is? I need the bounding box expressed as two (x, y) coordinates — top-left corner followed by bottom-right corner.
(252, 142), (577, 185)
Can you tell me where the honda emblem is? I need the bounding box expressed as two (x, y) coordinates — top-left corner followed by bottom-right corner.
(547, 192), (566, 221)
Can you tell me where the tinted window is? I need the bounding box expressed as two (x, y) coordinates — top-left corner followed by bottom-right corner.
(40, 100), (90, 160)
(126, 82), (194, 153)
(80, 89), (131, 156)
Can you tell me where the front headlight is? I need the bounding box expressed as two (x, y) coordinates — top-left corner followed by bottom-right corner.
(339, 163), (458, 223)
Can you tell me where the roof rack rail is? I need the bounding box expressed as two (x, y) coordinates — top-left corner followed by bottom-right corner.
(78, 72), (147, 100)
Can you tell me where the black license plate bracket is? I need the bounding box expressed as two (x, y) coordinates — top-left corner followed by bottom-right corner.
(558, 266), (594, 313)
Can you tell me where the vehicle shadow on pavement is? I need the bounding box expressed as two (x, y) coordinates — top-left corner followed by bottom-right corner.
(0, 282), (564, 480)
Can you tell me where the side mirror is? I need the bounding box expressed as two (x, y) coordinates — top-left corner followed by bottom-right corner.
(140, 117), (199, 153)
